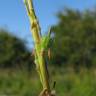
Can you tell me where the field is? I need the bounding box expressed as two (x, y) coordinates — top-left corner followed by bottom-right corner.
(0, 67), (96, 96)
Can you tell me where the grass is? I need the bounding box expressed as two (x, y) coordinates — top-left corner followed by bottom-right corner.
(0, 67), (96, 96)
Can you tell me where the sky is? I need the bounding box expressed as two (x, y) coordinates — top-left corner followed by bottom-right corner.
(0, 0), (96, 48)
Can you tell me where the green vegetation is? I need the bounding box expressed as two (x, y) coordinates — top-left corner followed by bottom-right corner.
(0, 29), (33, 70)
(51, 8), (96, 70)
(0, 68), (96, 96)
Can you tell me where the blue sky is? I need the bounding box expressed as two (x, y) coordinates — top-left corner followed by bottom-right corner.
(0, 0), (96, 48)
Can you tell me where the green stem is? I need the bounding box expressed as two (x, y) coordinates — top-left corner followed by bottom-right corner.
(24, 0), (51, 95)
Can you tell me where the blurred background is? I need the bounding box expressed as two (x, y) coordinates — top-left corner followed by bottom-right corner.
(0, 0), (96, 96)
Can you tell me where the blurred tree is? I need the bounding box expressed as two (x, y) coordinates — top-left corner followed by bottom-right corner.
(51, 8), (96, 69)
(0, 29), (34, 71)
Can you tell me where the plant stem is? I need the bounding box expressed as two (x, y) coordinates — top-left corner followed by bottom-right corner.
(24, 0), (51, 95)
